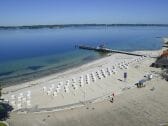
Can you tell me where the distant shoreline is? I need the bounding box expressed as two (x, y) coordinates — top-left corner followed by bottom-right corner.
(1, 24), (168, 30)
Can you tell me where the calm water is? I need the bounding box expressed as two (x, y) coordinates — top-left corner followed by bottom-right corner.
(0, 26), (167, 85)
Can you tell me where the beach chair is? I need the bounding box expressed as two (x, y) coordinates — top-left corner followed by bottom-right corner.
(19, 93), (23, 98)
(11, 95), (15, 100)
(59, 82), (63, 86)
(43, 86), (47, 92)
(112, 66), (115, 69)
(47, 90), (51, 95)
(57, 85), (61, 90)
(101, 69), (107, 78)
(11, 101), (16, 106)
(17, 103), (22, 109)
(96, 71), (102, 79)
(26, 100), (31, 107)
(66, 80), (70, 86)
(72, 78), (76, 83)
(56, 87), (60, 93)
(64, 86), (69, 93)
(72, 78), (78, 89)
(91, 72), (96, 82)
(27, 90), (31, 94)
(86, 74), (90, 84)
(17, 96), (22, 102)
(79, 76), (84, 87)
(49, 87), (53, 92)
(22, 97), (26, 103)
(112, 69), (117, 74)
(73, 84), (78, 90)
(107, 67), (112, 76)
(53, 91), (57, 96)
(51, 84), (55, 89)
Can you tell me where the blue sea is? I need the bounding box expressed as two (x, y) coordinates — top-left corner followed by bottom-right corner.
(0, 26), (167, 85)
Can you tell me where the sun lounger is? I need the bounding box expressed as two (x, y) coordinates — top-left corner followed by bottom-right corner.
(79, 76), (84, 87)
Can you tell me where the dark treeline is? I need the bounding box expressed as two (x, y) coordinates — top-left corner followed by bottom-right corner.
(0, 24), (168, 30)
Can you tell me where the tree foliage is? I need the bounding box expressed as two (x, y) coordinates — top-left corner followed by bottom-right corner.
(0, 103), (13, 121)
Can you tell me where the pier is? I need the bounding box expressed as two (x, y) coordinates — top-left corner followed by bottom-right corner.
(77, 45), (147, 57)
(163, 45), (168, 48)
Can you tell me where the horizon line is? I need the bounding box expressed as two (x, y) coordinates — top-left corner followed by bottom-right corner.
(0, 23), (168, 29)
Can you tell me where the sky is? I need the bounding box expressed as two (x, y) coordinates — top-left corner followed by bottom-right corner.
(0, 0), (168, 26)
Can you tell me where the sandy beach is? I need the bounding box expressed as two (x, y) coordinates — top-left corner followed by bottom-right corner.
(2, 49), (161, 110)
(1, 0), (168, 125)
(6, 77), (168, 126)
(1, 38), (168, 125)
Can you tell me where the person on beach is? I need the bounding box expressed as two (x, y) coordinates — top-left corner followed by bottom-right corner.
(110, 93), (115, 103)
(110, 97), (114, 103)
(112, 93), (115, 97)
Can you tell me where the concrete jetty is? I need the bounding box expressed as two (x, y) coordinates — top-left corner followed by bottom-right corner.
(77, 45), (147, 57)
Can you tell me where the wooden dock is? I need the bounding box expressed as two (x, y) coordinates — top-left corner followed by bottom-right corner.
(77, 45), (147, 57)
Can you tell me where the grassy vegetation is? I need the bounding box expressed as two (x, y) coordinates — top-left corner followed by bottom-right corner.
(0, 103), (13, 121)
(0, 122), (7, 126)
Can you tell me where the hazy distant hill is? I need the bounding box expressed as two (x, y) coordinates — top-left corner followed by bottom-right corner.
(0, 24), (168, 30)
